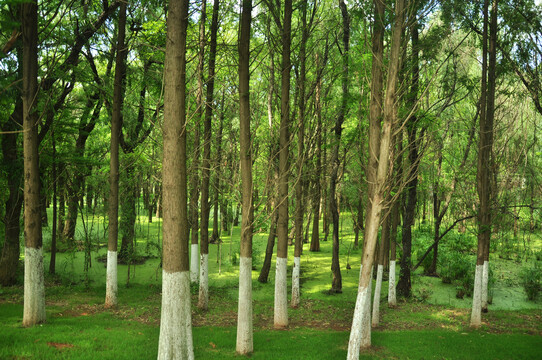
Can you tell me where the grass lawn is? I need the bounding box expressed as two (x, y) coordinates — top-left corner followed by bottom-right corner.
(1, 207), (541, 359)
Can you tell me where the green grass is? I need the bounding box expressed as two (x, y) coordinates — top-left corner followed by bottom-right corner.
(1, 205), (541, 359)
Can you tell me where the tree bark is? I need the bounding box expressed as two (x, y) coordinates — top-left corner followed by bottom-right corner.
(158, 0), (194, 357)
(274, 0), (293, 329)
(105, 2), (127, 308)
(397, 19), (420, 299)
(236, 0), (254, 352)
(292, 0), (311, 308)
(348, 0), (404, 355)
(472, 0), (497, 327)
(199, 0), (219, 310)
(22, 0), (46, 327)
(329, 0), (350, 294)
(0, 98), (23, 286)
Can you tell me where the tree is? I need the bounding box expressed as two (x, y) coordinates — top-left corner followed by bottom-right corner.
(105, 2), (127, 308)
(199, 0), (220, 311)
(157, 0), (194, 357)
(348, 0), (406, 355)
(471, 0), (497, 328)
(236, 0), (253, 353)
(22, 0), (45, 327)
(397, 17), (421, 299)
(274, 0), (293, 329)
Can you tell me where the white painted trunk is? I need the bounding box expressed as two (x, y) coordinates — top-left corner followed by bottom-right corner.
(190, 244), (199, 283)
(274, 256), (288, 328)
(347, 285), (369, 360)
(236, 257), (253, 354)
(470, 264), (483, 328)
(371, 264), (384, 327)
(388, 260), (397, 307)
(481, 260), (489, 311)
(198, 253), (208, 309)
(105, 250), (118, 308)
(361, 266), (373, 349)
(23, 247), (46, 326)
(158, 270), (194, 360)
(291, 256), (300, 308)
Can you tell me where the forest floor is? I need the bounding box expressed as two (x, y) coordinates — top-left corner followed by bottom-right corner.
(1, 210), (541, 359)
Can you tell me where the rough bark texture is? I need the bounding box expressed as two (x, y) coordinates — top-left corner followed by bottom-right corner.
(348, 0), (404, 355)
(22, 0), (46, 327)
(472, 0), (497, 327)
(197, 0), (210, 310)
(0, 99), (23, 286)
(236, 1), (253, 350)
(105, 2), (127, 308)
(158, 0), (193, 357)
(397, 20), (420, 299)
(274, 0), (292, 329)
(329, 0), (350, 294)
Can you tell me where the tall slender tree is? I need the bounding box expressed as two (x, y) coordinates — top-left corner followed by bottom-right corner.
(471, 0), (497, 328)
(348, 0), (406, 355)
(105, 2), (127, 308)
(199, 0), (219, 311)
(236, 0), (254, 352)
(157, 0), (194, 357)
(22, 0), (45, 327)
(274, 0), (293, 329)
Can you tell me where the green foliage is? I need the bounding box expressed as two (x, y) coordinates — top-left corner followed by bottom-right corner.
(519, 262), (542, 301)
(438, 251), (474, 298)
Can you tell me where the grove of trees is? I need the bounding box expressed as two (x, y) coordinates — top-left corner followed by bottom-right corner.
(1, 0), (541, 358)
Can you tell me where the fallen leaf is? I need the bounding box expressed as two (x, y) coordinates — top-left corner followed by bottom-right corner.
(209, 342), (216, 349)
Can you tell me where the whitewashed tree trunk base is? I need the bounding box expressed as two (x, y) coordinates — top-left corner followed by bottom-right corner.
(470, 264), (483, 328)
(361, 266), (373, 349)
(190, 244), (199, 283)
(274, 256), (288, 328)
(236, 257), (253, 354)
(291, 256), (300, 308)
(372, 264), (383, 327)
(23, 247), (46, 327)
(347, 285), (369, 360)
(105, 250), (118, 308)
(388, 260), (397, 307)
(158, 270), (194, 360)
(481, 260), (489, 312)
(198, 253), (208, 310)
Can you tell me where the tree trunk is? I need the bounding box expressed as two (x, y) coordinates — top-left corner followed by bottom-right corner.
(49, 128), (57, 275)
(372, 212), (390, 327)
(157, 0), (194, 357)
(211, 96), (225, 243)
(397, 19), (420, 299)
(22, 0), (46, 326)
(292, 0), (311, 308)
(472, 0), (497, 328)
(0, 98), (23, 286)
(388, 197), (400, 307)
(199, 0), (218, 311)
(348, 0), (404, 355)
(329, 0), (350, 294)
(310, 51), (323, 253)
(236, 0), (253, 351)
(274, 0), (293, 329)
(196, 0), (209, 309)
(105, 2), (127, 308)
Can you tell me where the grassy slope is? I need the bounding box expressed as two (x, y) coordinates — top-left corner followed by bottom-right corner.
(0, 207), (541, 359)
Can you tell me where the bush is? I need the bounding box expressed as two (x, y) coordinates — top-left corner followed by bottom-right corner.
(438, 251), (474, 298)
(519, 262), (542, 301)
(415, 247), (433, 275)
